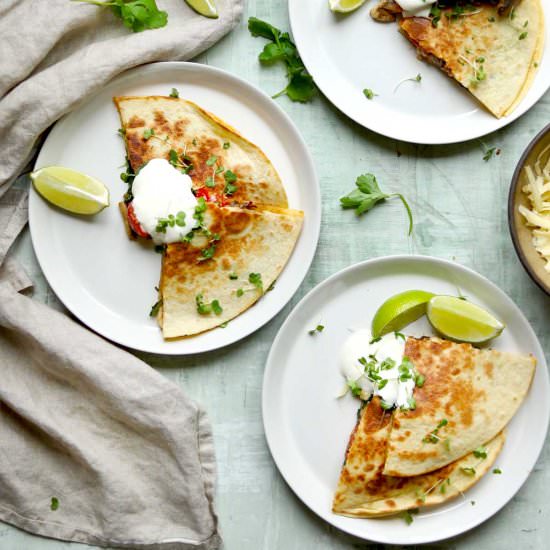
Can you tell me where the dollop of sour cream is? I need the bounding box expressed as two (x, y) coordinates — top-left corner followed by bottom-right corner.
(397, 0), (436, 18)
(132, 158), (199, 245)
(340, 330), (418, 410)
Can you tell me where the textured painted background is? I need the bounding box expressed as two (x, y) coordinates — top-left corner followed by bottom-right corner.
(2, 0), (550, 548)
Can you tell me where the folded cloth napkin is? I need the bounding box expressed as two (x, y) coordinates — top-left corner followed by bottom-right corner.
(0, 0), (244, 547)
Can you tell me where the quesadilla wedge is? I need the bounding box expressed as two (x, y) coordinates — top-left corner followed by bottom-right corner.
(157, 203), (303, 338)
(383, 337), (535, 477)
(114, 95), (288, 207)
(333, 397), (505, 517)
(398, 0), (544, 118)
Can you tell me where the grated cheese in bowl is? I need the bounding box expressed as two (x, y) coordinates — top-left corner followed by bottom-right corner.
(519, 144), (550, 272)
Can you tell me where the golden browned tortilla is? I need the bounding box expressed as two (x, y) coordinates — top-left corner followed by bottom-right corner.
(114, 94), (304, 338)
(114, 95), (288, 207)
(333, 397), (505, 517)
(158, 203), (303, 338)
(383, 337), (535, 477)
(398, 0), (543, 118)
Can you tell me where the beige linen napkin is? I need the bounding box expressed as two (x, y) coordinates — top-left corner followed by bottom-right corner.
(0, 0), (244, 547)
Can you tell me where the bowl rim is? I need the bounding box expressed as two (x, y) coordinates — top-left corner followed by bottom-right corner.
(508, 121), (550, 296)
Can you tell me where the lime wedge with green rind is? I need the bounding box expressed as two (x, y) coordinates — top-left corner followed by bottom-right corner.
(185, 0), (218, 18)
(371, 290), (435, 338)
(427, 295), (505, 344)
(31, 166), (109, 215)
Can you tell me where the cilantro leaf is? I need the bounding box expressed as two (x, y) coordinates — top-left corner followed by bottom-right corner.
(73, 0), (168, 33)
(340, 173), (414, 235)
(50, 497), (59, 511)
(284, 72), (316, 103)
(308, 324), (324, 335)
(249, 272), (263, 292)
(248, 17), (316, 103)
(169, 88), (179, 98)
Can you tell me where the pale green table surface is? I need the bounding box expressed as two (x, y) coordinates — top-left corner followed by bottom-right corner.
(3, 1), (550, 548)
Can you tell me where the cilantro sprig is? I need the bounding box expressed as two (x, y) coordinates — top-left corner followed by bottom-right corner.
(72, 0), (168, 33)
(248, 17), (316, 103)
(340, 173), (413, 235)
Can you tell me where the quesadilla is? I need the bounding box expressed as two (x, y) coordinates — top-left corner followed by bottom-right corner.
(114, 94), (304, 338)
(372, 0), (544, 118)
(333, 397), (505, 517)
(383, 337), (535, 477)
(114, 95), (288, 207)
(158, 203), (303, 338)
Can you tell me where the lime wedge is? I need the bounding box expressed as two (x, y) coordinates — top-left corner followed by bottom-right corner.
(372, 290), (435, 338)
(185, 0), (218, 18)
(329, 0), (367, 13)
(30, 166), (109, 215)
(427, 295), (505, 344)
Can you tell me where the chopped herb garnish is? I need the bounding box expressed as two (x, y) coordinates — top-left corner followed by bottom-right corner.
(215, 166), (225, 175)
(206, 155), (218, 166)
(267, 280), (276, 292)
(379, 400), (393, 410)
(143, 128), (155, 140)
(493, 468), (502, 474)
(224, 182), (237, 195)
(149, 299), (163, 317)
(201, 245), (217, 260)
(219, 321), (229, 328)
(169, 87), (179, 98)
(309, 324), (324, 335)
(249, 272), (263, 292)
(236, 288), (244, 297)
(154, 244), (165, 254)
(380, 358), (396, 370)
(480, 140), (501, 161)
(423, 419), (448, 444)
(195, 293), (222, 315)
(519, 31), (528, 40)
(205, 176), (215, 188)
(248, 17), (316, 103)
(118, 127), (126, 137)
(363, 88), (377, 100)
(74, 0), (168, 33)
(50, 497), (59, 511)
(223, 141), (231, 149)
(471, 500), (476, 506)
(169, 149), (179, 166)
(415, 373), (425, 387)
(347, 380), (362, 397)
(488, 16), (496, 22)
(473, 446), (488, 460)
(394, 73), (422, 93)
(400, 508), (418, 525)
(461, 466), (476, 476)
(193, 197), (207, 226)
(229, 272), (238, 280)
(340, 173), (413, 235)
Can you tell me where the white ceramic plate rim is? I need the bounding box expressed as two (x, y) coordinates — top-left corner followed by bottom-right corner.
(288, 0), (550, 144)
(262, 254), (549, 544)
(29, 62), (321, 355)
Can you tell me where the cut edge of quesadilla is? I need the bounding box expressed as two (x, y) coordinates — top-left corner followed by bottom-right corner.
(157, 203), (304, 339)
(332, 397), (506, 518)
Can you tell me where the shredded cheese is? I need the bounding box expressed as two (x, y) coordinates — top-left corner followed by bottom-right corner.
(519, 144), (550, 271)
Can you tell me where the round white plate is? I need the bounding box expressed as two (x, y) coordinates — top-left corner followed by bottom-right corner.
(263, 255), (549, 544)
(29, 62), (320, 355)
(288, 0), (550, 144)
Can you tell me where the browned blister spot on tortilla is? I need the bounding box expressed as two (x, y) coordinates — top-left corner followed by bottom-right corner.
(484, 361), (494, 378)
(127, 131), (150, 171)
(385, 500), (396, 508)
(127, 116), (145, 128)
